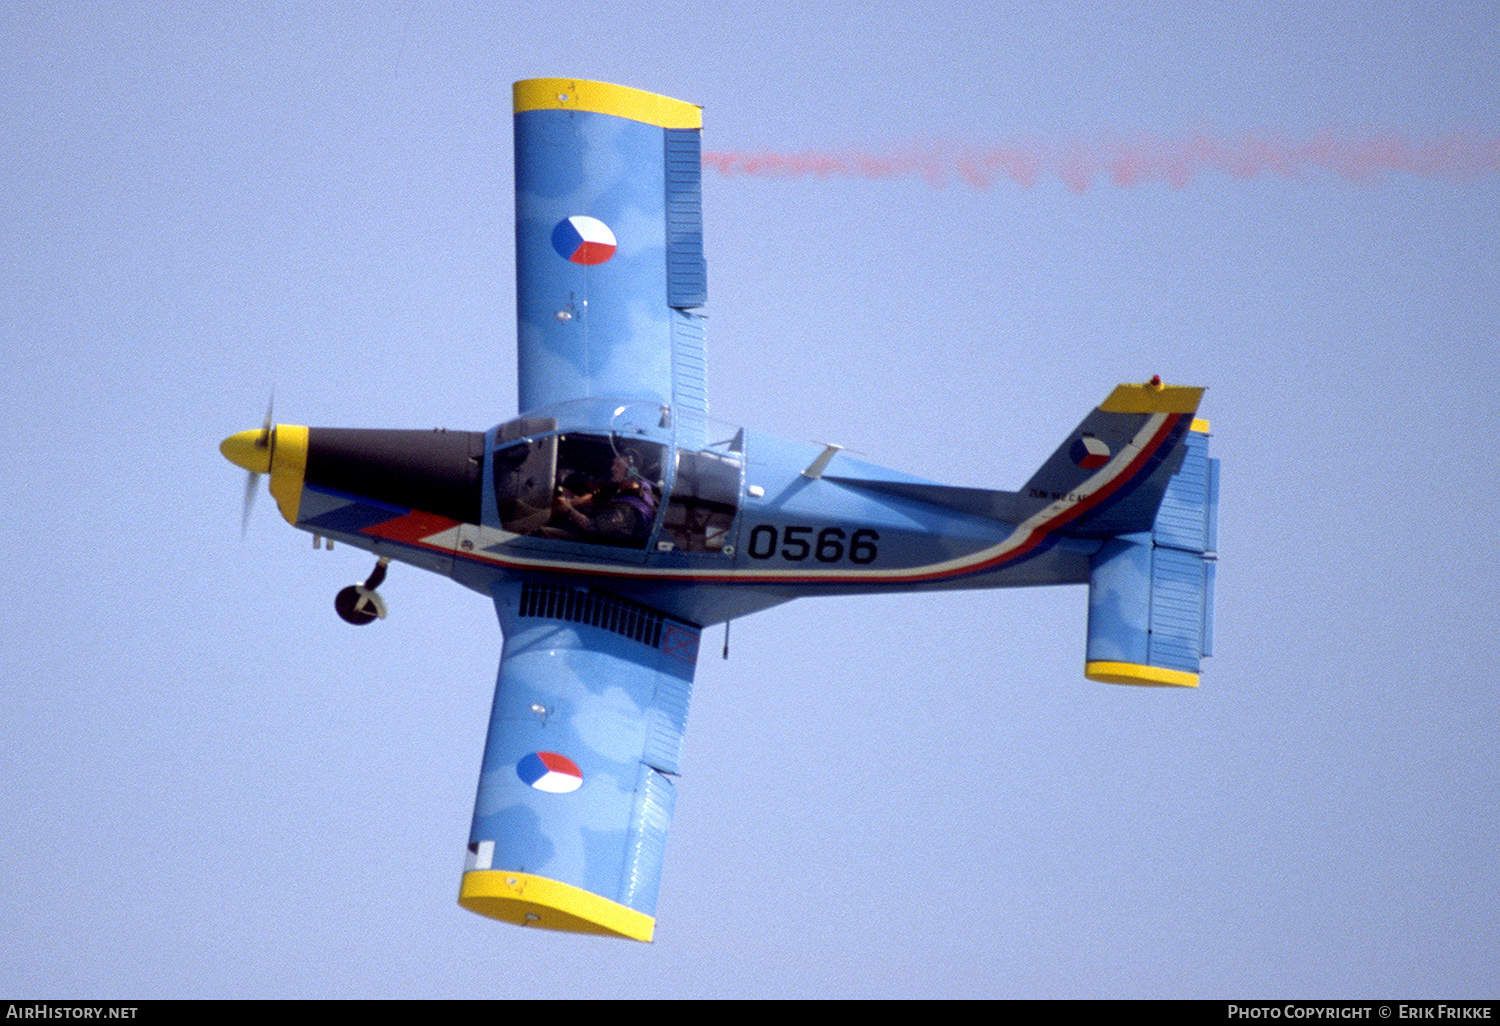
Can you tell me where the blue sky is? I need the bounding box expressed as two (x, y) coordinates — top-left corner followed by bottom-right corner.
(3, 1), (1497, 998)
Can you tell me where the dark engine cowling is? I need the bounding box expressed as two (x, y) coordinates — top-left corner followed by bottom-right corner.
(305, 428), (486, 525)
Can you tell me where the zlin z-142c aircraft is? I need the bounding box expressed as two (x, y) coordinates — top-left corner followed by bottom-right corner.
(221, 78), (1220, 943)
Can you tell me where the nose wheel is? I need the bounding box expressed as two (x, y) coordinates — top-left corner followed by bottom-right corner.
(335, 557), (390, 626)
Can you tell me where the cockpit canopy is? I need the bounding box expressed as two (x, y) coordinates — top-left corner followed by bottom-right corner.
(490, 413), (744, 555)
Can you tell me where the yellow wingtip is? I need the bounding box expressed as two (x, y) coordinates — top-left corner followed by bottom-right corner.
(459, 870), (655, 942)
(514, 78), (701, 129)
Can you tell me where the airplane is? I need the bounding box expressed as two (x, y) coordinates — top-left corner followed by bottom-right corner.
(220, 78), (1219, 943)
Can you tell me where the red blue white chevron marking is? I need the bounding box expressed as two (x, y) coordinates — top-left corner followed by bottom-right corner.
(1071, 435), (1111, 469)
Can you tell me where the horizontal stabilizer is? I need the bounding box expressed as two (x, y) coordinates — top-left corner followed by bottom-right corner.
(1084, 425), (1218, 687)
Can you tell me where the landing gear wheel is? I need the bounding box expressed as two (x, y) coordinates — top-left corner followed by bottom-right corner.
(334, 557), (391, 626)
(335, 585), (384, 625)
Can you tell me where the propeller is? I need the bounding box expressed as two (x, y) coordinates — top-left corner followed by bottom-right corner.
(225, 393), (275, 536)
(220, 391), (311, 538)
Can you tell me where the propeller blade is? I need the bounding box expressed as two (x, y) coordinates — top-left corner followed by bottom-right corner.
(237, 390), (274, 536)
(241, 471), (261, 537)
(258, 393), (274, 448)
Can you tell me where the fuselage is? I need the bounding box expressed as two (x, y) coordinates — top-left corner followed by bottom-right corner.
(246, 397), (1099, 627)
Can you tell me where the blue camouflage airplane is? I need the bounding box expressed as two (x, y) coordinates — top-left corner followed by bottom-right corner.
(220, 78), (1219, 943)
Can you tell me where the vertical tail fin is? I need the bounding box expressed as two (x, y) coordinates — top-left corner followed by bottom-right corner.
(1023, 379), (1204, 537)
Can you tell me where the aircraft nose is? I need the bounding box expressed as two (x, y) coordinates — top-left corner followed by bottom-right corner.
(220, 429), (273, 474)
(221, 423), (309, 526)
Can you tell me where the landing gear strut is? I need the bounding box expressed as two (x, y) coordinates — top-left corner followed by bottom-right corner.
(335, 557), (390, 626)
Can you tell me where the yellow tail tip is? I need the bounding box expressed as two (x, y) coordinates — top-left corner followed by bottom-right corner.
(1086, 660), (1200, 688)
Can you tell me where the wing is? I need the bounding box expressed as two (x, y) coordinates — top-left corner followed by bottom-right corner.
(459, 578), (700, 942)
(514, 78), (709, 447)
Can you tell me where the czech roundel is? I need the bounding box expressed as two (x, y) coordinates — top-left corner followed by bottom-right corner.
(1070, 435), (1111, 470)
(516, 751), (584, 793)
(552, 215), (617, 265)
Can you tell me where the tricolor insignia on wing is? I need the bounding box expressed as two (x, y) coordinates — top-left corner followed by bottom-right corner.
(552, 215), (617, 265)
(517, 751), (585, 793)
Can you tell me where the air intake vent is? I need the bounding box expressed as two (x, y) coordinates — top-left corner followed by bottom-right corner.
(519, 580), (664, 649)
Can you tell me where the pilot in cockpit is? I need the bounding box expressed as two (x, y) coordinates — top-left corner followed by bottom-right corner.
(552, 452), (657, 545)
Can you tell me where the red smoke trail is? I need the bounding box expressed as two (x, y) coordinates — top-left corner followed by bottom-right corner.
(704, 132), (1500, 191)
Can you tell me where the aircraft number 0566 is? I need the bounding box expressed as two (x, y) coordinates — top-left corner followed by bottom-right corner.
(746, 526), (879, 563)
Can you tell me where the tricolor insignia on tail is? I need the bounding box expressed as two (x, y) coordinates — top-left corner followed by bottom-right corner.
(1021, 379), (1204, 537)
(1070, 435), (1111, 469)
